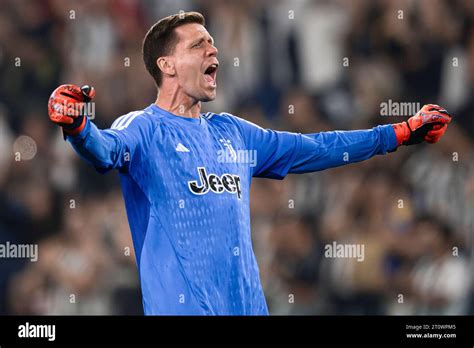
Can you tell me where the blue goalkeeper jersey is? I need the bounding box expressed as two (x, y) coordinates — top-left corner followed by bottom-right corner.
(67, 104), (397, 315)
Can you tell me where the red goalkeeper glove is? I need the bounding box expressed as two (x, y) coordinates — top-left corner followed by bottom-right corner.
(392, 104), (452, 146)
(48, 84), (95, 136)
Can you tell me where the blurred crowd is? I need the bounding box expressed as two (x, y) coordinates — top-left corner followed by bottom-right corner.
(0, 0), (473, 315)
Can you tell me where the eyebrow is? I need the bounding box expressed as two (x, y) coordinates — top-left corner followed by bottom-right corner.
(190, 36), (215, 47)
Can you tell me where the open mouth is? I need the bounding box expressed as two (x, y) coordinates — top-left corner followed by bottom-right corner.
(203, 62), (219, 87)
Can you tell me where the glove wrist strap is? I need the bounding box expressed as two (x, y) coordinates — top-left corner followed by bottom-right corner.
(63, 115), (87, 136)
(392, 122), (410, 146)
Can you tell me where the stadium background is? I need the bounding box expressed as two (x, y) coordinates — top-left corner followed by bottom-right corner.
(0, 0), (473, 315)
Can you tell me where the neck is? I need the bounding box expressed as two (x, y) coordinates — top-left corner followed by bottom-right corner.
(155, 85), (201, 119)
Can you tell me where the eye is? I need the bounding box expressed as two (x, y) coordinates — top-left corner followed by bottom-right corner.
(192, 42), (202, 48)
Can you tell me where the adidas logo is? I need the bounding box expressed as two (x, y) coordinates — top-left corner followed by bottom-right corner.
(175, 143), (190, 152)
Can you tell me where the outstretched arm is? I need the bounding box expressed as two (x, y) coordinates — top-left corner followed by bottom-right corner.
(233, 104), (451, 179)
(48, 84), (151, 173)
(288, 125), (396, 174)
(66, 118), (133, 172)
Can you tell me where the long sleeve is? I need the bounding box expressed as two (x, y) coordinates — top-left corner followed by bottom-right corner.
(231, 114), (397, 179)
(288, 125), (398, 174)
(66, 111), (156, 173)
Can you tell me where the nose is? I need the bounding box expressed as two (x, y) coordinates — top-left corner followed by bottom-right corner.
(208, 43), (218, 57)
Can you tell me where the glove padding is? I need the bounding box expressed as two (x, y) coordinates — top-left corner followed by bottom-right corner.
(48, 84), (95, 134)
(393, 104), (452, 146)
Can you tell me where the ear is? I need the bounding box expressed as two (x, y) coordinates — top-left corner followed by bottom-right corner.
(157, 56), (176, 77)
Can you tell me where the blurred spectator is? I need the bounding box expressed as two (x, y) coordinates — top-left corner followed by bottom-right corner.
(407, 216), (471, 315)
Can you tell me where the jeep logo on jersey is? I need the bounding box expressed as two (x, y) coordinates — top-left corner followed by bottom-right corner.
(188, 167), (242, 199)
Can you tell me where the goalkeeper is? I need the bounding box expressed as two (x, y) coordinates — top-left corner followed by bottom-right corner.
(47, 12), (451, 315)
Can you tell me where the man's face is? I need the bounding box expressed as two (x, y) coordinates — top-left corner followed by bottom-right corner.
(170, 23), (219, 102)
